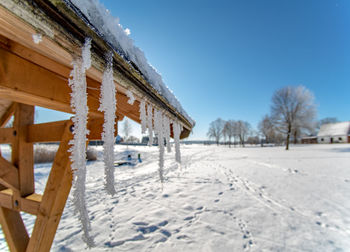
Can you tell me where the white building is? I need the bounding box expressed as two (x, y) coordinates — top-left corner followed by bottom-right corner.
(317, 121), (350, 143)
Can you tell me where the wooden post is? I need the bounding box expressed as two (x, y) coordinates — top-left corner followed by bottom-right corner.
(12, 103), (34, 197)
(0, 207), (29, 252)
(27, 120), (74, 252)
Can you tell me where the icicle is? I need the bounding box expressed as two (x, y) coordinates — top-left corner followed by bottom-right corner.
(82, 37), (92, 70)
(173, 120), (181, 164)
(68, 38), (95, 247)
(147, 103), (153, 146)
(139, 99), (147, 134)
(126, 89), (135, 105)
(98, 52), (116, 196)
(154, 109), (165, 182)
(163, 115), (171, 153)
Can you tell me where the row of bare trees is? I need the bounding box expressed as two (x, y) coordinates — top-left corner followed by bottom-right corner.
(207, 118), (252, 147)
(208, 86), (317, 150)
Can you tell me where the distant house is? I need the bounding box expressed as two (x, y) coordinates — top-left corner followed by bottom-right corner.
(317, 121), (350, 143)
(301, 136), (317, 144)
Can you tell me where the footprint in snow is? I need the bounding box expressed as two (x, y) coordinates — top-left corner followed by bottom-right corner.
(315, 211), (323, 217)
(177, 235), (190, 240)
(316, 221), (330, 228)
(158, 220), (168, 226)
(137, 225), (158, 234)
(160, 229), (171, 237)
(184, 216), (194, 221)
(105, 234), (146, 248)
(133, 221), (149, 226)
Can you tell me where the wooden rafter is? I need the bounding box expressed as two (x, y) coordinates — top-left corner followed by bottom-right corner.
(0, 46), (140, 123)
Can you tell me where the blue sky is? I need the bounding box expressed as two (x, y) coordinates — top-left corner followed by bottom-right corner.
(37, 0), (350, 140)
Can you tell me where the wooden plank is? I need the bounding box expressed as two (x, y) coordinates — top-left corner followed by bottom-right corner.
(0, 155), (19, 191)
(87, 117), (120, 140)
(1, 37), (71, 80)
(27, 120), (73, 252)
(0, 189), (41, 215)
(0, 46), (130, 119)
(27, 118), (120, 143)
(0, 4), (73, 69)
(12, 103), (34, 197)
(27, 120), (66, 143)
(0, 207), (29, 252)
(0, 128), (15, 143)
(87, 77), (141, 123)
(0, 47), (72, 111)
(0, 189), (12, 209)
(0, 102), (15, 127)
(20, 193), (42, 216)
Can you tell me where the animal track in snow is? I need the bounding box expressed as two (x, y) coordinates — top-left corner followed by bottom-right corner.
(237, 219), (255, 250)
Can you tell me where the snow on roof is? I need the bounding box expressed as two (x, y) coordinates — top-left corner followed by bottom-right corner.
(65, 0), (194, 126)
(317, 121), (350, 137)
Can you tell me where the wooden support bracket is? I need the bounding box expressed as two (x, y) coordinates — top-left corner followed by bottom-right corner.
(27, 120), (74, 252)
(0, 102), (15, 127)
(0, 156), (19, 191)
(0, 206), (29, 252)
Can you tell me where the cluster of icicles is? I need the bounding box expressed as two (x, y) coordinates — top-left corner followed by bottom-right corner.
(68, 38), (183, 246)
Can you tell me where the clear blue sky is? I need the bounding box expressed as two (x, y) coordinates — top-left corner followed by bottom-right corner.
(37, 0), (350, 140)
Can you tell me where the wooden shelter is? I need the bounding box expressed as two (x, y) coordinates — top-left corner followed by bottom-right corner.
(0, 1), (194, 251)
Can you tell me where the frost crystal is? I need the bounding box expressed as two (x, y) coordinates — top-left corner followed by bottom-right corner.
(98, 52), (116, 196)
(139, 99), (147, 134)
(82, 38), (92, 70)
(32, 33), (42, 44)
(147, 103), (153, 146)
(173, 120), (182, 164)
(163, 115), (171, 153)
(154, 109), (164, 182)
(126, 89), (135, 105)
(68, 38), (95, 247)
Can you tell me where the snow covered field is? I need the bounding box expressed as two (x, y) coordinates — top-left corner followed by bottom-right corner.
(1, 144), (350, 251)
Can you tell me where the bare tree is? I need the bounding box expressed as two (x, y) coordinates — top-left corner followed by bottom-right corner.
(122, 118), (132, 142)
(236, 120), (251, 147)
(246, 135), (260, 145)
(258, 115), (275, 144)
(223, 120), (236, 147)
(207, 118), (225, 145)
(271, 86), (316, 150)
(319, 117), (338, 126)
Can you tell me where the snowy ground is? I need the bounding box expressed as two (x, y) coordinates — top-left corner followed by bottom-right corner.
(1, 144), (350, 251)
